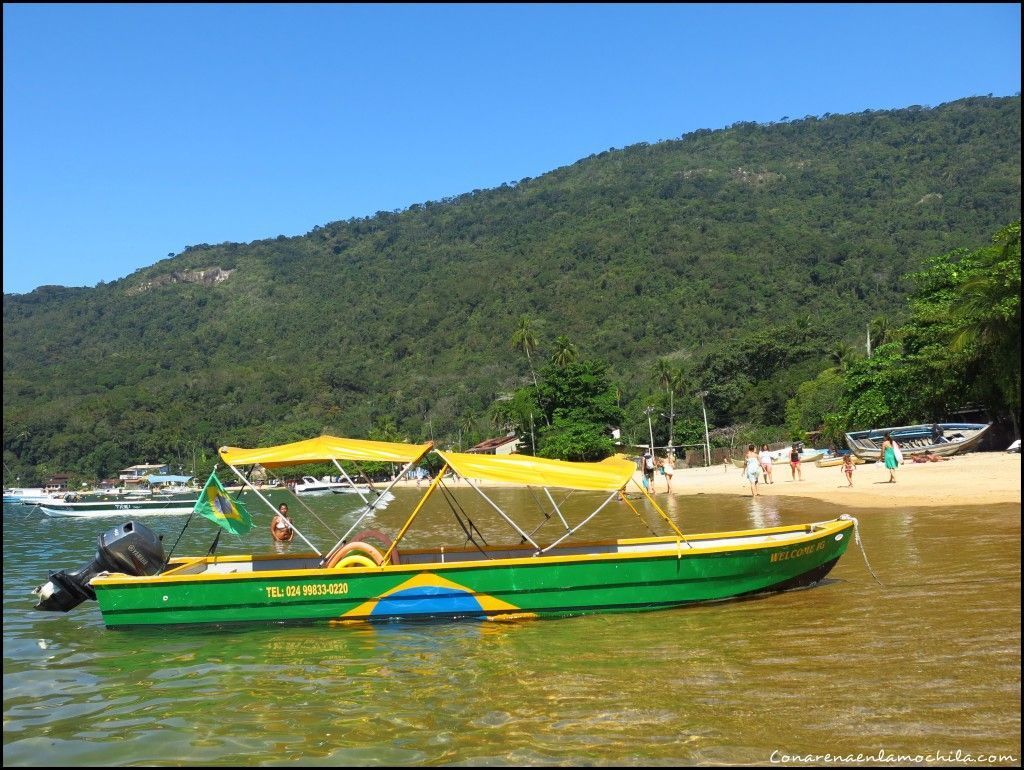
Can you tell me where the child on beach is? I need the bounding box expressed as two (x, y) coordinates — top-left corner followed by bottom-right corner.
(759, 444), (774, 484)
(789, 445), (804, 481)
(743, 444), (761, 497)
(842, 455), (855, 486)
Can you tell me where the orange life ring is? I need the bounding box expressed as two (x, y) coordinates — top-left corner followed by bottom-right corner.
(325, 541), (384, 569)
(347, 529), (401, 565)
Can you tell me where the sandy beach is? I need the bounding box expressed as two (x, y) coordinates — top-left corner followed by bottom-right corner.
(393, 451), (1021, 509)
(648, 451), (1022, 509)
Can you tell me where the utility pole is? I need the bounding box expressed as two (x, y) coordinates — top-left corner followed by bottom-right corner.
(529, 412), (536, 455)
(644, 406), (656, 457)
(866, 321), (872, 358)
(696, 391), (711, 467)
(668, 387), (675, 461)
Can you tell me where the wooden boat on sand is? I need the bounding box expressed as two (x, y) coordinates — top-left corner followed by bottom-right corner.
(845, 423), (991, 461)
(34, 435), (854, 628)
(815, 455), (866, 468)
(732, 449), (823, 469)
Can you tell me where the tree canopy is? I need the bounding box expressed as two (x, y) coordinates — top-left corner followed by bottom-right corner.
(3, 96), (1020, 481)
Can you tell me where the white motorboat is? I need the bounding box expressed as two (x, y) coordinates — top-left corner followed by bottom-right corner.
(37, 497), (196, 518)
(294, 475), (371, 495)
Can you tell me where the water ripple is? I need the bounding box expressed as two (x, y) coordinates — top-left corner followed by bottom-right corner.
(3, 498), (1020, 765)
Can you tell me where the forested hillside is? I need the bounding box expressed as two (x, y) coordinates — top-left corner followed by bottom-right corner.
(3, 95), (1020, 482)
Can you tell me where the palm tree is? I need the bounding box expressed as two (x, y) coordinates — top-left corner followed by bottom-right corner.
(949, 223), (1021, 434)
(458, 415), (478, 451)
(551, 335), (578, 367)
(511, 316), (540, 388)
(668, 366), (689, 451)
(868, 315), (889, 354)
(830, 342), (856, 372)
(655, 358), (672, 394)
(489, 397), (515, 434)
(654, 358), (677, 448)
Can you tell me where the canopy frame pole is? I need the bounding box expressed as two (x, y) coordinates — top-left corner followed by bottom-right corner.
(631, 479), (691, 546)
(544, 488), (571, 531)
(224, 462), (322, 556)
(617, 491), (660, 537)
(537, 490), (619, 555)
(330, 459), (373, 506)
(326, 449), (431, 559)
(270, 468), (341, 539)
(461, 476), (541, 550)
(378, 464), (448, 566)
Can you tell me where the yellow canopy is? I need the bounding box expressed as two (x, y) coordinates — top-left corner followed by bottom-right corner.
(219, 435), (433, 468)
(435, 451), (636, 492)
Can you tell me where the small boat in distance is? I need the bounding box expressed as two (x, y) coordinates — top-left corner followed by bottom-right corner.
(294, 475), (371, 495)
(38, 497), (197, 518)
(3, 487), (48, 505)
(732, 448), (823, 469)
(844, 423), (991, 461)
(816, 454), (865, 468)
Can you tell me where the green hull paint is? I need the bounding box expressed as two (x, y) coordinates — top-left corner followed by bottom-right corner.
(93, 521), (853, 627)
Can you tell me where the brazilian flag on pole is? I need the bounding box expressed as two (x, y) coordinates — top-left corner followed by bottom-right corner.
(194, 470), (253, 535)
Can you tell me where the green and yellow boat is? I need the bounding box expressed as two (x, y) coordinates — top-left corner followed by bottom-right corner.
(34, 435), (854, 628)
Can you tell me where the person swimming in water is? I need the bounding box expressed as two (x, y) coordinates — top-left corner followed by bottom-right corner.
(271, 503), (294, 542)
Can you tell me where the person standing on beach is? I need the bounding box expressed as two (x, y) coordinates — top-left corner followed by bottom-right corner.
(842, 454), (855, 486)
(789, 445), (804, 481)
(758, 444), (774, 484)
(662, 457), (674, 493)
(882, 433), (899, 482)
(744, 444), (761, 496)
(642, 451), (656, 490)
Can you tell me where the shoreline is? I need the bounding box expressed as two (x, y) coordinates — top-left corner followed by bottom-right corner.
(390, 452), (1021, 509)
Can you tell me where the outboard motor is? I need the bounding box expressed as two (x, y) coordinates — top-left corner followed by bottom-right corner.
(33, 521), (165, 612)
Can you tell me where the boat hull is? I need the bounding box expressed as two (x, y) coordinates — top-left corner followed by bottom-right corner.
(815, 455), (865, 468)
(732, 452), (823, 469)
(844, 423), (991, 461)
(90, 519), (853, 627)
(39, 501), (195, 518)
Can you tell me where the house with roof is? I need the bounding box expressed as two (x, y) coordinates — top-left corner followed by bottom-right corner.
(45, 473), (72, 491)
(119, 464), (170, 486)
(466, 435), (521, 455)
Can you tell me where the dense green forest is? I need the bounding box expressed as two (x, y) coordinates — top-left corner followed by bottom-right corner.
(3, 95), (1021, 484)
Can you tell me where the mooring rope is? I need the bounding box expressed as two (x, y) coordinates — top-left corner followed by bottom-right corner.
(438, 479), (491, 558)
(838, 513), (884, 587)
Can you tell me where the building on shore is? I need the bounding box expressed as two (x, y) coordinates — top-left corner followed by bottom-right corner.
(466, 435), (521, 455)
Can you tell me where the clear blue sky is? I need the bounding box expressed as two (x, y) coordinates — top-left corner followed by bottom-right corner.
(3, 3), (1020, 294)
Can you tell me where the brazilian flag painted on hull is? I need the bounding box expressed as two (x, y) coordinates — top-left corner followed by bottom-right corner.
(194, 471), (253, 535)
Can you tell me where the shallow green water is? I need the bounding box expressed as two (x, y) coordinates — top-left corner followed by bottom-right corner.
(3, 489), (1020, 765)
